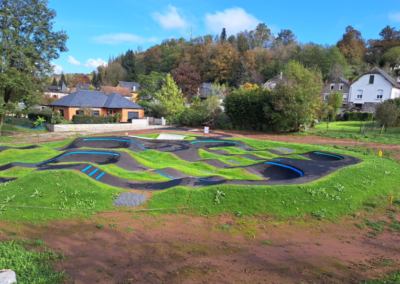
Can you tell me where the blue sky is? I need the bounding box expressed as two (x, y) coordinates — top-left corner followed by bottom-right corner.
(49, 0), (400, 74)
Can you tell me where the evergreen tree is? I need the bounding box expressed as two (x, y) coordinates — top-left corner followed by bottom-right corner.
(60, 72), (67, 85)
(221, 28), (227, 42)
(154, 73), (185, 121)
(97, 72), (103, 87)
(231, 61), (250, 88)
(121, 50), (137, 81)
(51, 77), (58, 86)
(91, 72), (97, 88)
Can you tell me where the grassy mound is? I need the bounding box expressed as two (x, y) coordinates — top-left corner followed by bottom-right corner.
(0, 170), (124, 221)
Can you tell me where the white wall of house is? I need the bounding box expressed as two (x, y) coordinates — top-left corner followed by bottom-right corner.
(45, 92), (69, 99)
(349, 74), (395, 104)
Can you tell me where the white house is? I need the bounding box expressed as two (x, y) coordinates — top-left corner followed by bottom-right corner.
(349, 68), (400, 113)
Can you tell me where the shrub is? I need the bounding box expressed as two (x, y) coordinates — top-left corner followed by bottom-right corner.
(72, 114), (114, 124)
(178, 108), (205, 127)
(217, 112), (230, 129)
(5, 117), (36, 128)
(343, 111), (373, 121)
(28, 109), (53, 123)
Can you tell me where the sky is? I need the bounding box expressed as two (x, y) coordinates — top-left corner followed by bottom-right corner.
(49, 0), (400, 74)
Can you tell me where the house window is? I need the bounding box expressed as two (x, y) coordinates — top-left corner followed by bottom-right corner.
(342, 94), (348, 101)
(76, 110), (84, 115)
(330, 84), (334, 90)
(369, 75), (374, 84)
(133, 86), (136, 92)
(93, 110), (100, 116)
(357, 90), (363, 99)
(355, 104), (362, 109)
(377, 90), (383, 99)
(339, 84), (343, 90)
(53, 95), (57, 98)
(395, 92), (400, 98)
(324, 94), (329, 101)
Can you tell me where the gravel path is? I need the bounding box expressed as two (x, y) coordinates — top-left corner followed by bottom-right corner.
(113, 192), (147, 207)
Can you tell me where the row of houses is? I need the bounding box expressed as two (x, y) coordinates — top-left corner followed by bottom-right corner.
(264, 68), (400, 115)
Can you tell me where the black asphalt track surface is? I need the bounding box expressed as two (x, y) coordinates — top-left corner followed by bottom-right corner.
(0, 177), (17, 184)
(0, 136), (362, 190)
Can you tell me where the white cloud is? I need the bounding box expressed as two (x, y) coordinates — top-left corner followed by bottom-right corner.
(93, 33), (157, 45)
(152, 5), (188, 30)
(389, 12), (400, 22)
(68, 56), (81, 66)
(51, 63), (64, 74)
(205, 7), (260, 35)
(84, 58), (108, 69)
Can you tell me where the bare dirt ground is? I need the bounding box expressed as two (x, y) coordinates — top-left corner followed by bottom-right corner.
(2, 211), (399, 284)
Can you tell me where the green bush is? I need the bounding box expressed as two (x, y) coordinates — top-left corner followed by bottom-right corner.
(178, 108), (205, 127)
(343, 111), (373, 121)
(72, 115), (114, 124)
(217, 112), (231, 129)
(28, 109), (52, 123)
(5, 117), (36, 128)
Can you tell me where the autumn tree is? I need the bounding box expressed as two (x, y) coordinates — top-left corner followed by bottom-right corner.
(104, 61), (126, 86)
(0, 0), (68, 106)
(144, 45), (163, 73)
(336, 26), (366, 62)
(137, 72), (166, 101)
(237, 32), (250, 53)
(232, 61), (250, 88)
(71, 75), (91, 86)
(171, 62), (201, 97)
(375, 25), (400, 55)
(204, 43), (239, 84)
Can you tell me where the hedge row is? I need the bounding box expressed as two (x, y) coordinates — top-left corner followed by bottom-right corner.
(72, 115), (115, 124)
(343, 111), (374, 121)
(5, 117), (36, 128)
(28, 111), (52, 123)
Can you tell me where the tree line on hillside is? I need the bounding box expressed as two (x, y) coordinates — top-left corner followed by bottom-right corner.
(87, 24), (400, 90)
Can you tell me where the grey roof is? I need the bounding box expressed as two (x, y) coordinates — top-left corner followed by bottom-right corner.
(328, 77), (350, 85)
(45, 85), (60, 92)
(118, 81), (140, 91)
(49, 91), (143, 109)
(262, 74), (289, 90)
(59, 81), (68, 93)
(200, 83), (212, 97)
(339, 77), (349, 84)
(75, 84), (91, 91)
(355, 68), (400, 88)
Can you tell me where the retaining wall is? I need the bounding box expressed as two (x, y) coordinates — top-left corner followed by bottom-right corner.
(46, 119), (149, 133)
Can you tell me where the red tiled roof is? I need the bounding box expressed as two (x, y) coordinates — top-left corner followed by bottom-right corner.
(101, 86), (132, 97)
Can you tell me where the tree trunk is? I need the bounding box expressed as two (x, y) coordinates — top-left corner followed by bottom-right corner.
(0, 115), (4, 137)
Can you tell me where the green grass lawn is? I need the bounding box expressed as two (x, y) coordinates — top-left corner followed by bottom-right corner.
(209, 147), (278, 159)
(0, 238), (65, 284)
(0, 124), (49, 144)
(0, 170), (125, 221)
(0, 148), (60, 166)
(198, 148), (261, 166)
(359, 270), (400, 284)
(294, 121), (400, 144)
(0, 167), (36, 178)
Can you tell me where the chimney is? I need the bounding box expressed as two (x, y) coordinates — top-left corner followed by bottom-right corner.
(280, 72), (283, 80)
(348, 77), (353, 85)
(324, 80), (328, 86)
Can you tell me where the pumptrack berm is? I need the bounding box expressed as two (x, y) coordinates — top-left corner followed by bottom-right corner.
(0, 135), (362, 191)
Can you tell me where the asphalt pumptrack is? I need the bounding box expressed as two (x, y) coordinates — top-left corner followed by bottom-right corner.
(0, 134), (362, 191)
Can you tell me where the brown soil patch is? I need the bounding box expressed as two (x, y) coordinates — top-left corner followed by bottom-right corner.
(2, 213), (400, 284)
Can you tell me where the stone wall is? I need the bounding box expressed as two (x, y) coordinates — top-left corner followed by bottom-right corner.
(347, 102), (379, 114)
(46, 119), (149, 133)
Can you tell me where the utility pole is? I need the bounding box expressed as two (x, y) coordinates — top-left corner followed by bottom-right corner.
(190, 27), (193, 42)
